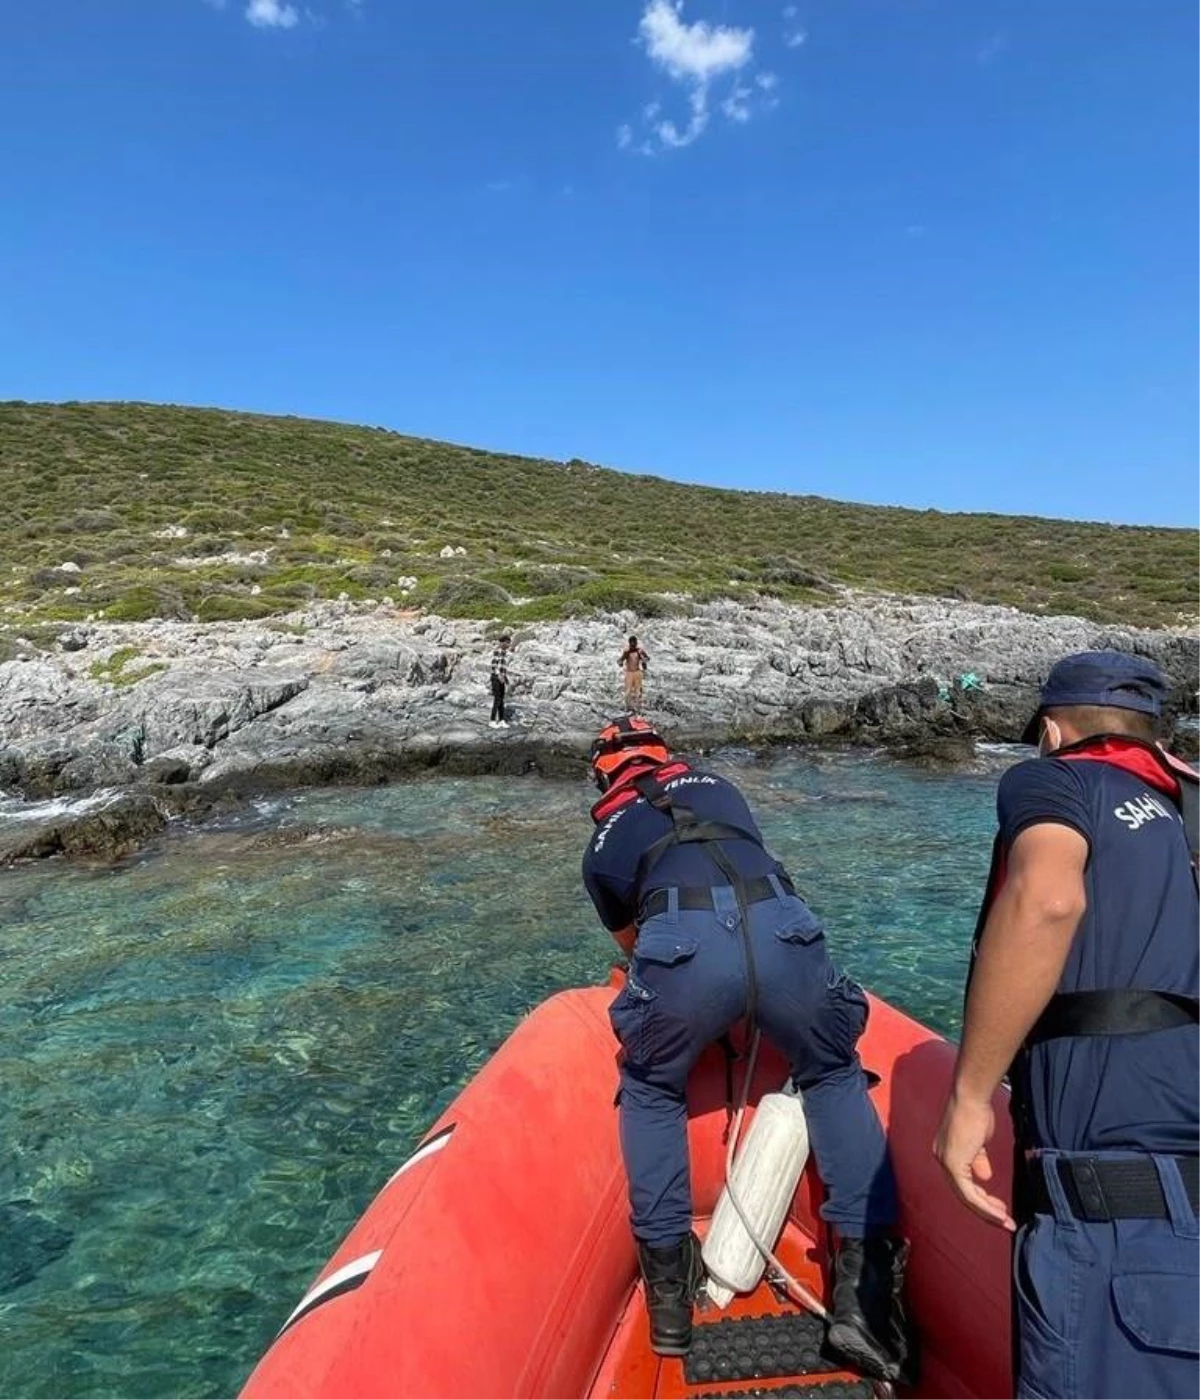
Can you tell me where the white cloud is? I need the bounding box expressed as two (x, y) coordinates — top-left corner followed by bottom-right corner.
(721, 83), (753, 123)
(639, 0), (753, 82)
(246, 0), (299, 28)
(621, 1), (782, 155)
(782, 7), (806, 48)
(657, 85), (710, 147)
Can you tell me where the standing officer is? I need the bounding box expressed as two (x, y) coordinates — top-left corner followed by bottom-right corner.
(582, 716), (912, 1380)
(934, 651), (1199, 1398)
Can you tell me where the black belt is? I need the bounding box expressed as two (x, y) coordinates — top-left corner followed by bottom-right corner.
(1028, 1154), (1199, 1222)
(639, 873), (796, 922)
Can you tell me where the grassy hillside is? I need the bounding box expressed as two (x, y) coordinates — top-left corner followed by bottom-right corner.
(0, 400), (1195, 630)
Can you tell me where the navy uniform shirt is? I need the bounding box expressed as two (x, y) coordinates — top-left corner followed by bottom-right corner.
(999, 755), (1200, 1154)
(582, 770), (783, 932)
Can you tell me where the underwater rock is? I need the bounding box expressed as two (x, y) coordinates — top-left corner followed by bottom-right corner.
(0, 1201), (73, 1293)
(0, 792), (169, 865)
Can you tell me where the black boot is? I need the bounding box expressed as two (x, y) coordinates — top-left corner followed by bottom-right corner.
(826, 1235), (916, 1384)
(637, 1232), (705, 1357)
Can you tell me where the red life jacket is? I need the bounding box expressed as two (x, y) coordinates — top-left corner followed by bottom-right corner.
(590, 760), (691, 825)
(590, 760), (771, 897)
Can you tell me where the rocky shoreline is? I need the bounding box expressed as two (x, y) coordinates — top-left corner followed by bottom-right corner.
(1, 590), (1195, 864)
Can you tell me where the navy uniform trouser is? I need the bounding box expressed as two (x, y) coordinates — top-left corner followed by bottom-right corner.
(1015, 1150), (1200, 1399)
(608, 881), (898, 1249)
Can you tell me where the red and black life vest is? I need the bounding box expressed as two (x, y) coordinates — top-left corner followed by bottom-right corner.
(591, 760), (767, 892)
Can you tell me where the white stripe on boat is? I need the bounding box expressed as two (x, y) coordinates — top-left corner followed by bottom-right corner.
(281, 1250), (382, 1333)
(386, 1126), (454, 1186)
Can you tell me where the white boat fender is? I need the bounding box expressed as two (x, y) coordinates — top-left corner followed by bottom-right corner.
(702, 1083), (811, 1309)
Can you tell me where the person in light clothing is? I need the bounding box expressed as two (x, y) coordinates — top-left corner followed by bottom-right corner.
(619, 635), (649, 711)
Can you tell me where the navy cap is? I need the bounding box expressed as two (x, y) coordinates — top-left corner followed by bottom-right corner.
(1021, 650), (1167, 744)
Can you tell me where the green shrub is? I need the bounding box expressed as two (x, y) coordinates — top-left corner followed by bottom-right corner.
(267, 580), (319, 600)
(1047, 563), (1089, 583)
(506, 595), (571, 622)
(485, 564), (597, 596)
(430, 575), (512, 616)
(566, 581), (683, 618)
(756, 559), (834, 591)
(344, 562), (397, 591)
(182, 506), (250, 533)
(63, 509), (120, 533)
(99, 536), (148, 563)
(192, 593), (276, 622)
(30, 566), (72, 589)
(175, 535), (236, 557)
(105, 585), (191, 622)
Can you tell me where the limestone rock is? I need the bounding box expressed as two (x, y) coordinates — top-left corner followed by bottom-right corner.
(0, 589), (1194, 866)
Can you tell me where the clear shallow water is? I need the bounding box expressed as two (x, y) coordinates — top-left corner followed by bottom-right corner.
(0, 749), (1012, 1399)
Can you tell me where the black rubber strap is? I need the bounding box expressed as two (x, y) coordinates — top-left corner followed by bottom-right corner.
(1180, 774), (1200, 874)
(1029, 1154), (1199, 1222)
(633, 819), (761, 891)
(1028, 989), (1199, 1045)
(717, 1032), (738, 1142)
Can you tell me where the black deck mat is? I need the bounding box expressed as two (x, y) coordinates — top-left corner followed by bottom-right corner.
(694, 1385), (873, 1399)
(684, 1312), (839, 1386)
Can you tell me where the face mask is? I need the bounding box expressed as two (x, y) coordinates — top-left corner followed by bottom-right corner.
(1037, 720), (1060, 757)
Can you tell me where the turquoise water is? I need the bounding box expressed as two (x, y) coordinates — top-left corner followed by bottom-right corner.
(0, 749), (1010, 1399)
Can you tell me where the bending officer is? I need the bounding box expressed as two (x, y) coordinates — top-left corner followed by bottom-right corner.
(582, 716), (913, 1380)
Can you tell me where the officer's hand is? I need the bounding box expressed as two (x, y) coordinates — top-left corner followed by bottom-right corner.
(933, 1093), (1015, 1232)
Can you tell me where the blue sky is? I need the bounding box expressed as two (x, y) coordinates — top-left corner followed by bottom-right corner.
(2, 1), (1196, 526)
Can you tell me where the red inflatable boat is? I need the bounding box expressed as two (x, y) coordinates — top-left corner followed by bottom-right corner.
(241, 975), (1013, 1399)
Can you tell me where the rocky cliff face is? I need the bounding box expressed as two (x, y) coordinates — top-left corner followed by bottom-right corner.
(1, 590), (1195, 862)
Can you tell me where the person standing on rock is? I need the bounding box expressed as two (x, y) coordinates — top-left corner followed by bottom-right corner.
(581, 715), (914, 1378)
(934, 650), (1199, 1400)
(489, 634), (511, 729)
(619, 635), (649, 711)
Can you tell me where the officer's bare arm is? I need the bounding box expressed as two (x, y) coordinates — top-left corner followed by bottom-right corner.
(954, 821), (1088, 1104)
(612, 924), (637, 958)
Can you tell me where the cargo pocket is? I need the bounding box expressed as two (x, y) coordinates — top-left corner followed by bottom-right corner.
(623, 931), (698, 1065)
(633, 930), (700, 968)
(608, 980), (653, 1064)
(1112, 1269), (1200, 1358)
(1013, 1226), (1077, 1399)
(773, 901), (824, 947)
(821, 965), (869, 1057)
